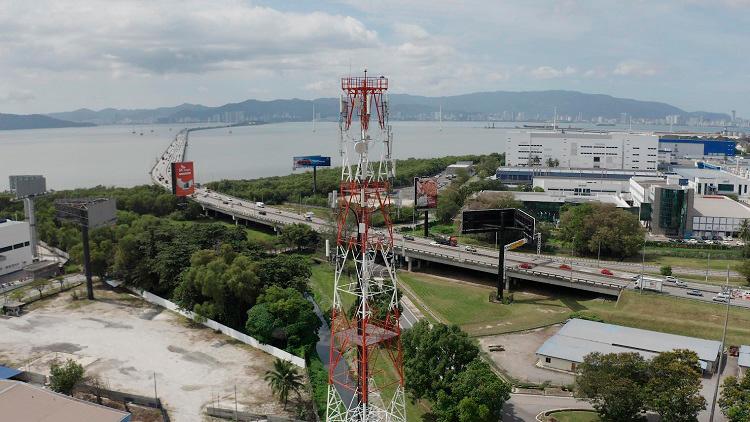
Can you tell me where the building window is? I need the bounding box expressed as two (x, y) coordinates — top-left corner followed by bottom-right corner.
(545, 357), (551, 363)
(593, 157), (601, 162)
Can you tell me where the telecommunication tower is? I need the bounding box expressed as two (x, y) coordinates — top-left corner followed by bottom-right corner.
(326, 71), (405, 422)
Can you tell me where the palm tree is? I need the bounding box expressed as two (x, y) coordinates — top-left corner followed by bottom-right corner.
(739, 219), (750, 242)
(264, 358), (304, 409)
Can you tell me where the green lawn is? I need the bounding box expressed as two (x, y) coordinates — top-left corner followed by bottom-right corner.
(546, 410), (599, 422)
(398, 272), (597, 336)
(398, 271), (750, 345)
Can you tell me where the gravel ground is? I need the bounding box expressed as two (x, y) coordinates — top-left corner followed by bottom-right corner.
(479, 324), (575, 386)
(0, 286), (294, 422)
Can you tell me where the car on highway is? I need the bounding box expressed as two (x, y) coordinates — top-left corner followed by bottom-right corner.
(665, 275), (677, 283)
(403, 235), (415, 241)
(259, 211), (267, 216)
(464, 246), (477, 252)
(686, 289), (703, 297)
(430, 241), (440, 246)
(675, 280), (688, 287)
(518, 263), (534, 269)
(712, 295), (729, 303)
(600, 268), (614, 276)
(559, 264), (572, 270)
(256, 202), (265, 208)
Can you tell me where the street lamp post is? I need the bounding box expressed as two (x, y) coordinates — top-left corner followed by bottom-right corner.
(706, 252), (711, 283)
(640, 240), (646, 294)
(597, 240), (601, 268)
(708, 264), (732, 422)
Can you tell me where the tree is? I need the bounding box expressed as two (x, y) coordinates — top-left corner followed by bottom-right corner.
(475, 155), (502, 178)
(30, 279), (47, 300)
(466, 191), (521, 210)
(431, 359), (511, 421)
(245, 286), (321, 355)
(436, 186), (463, 224)
(49, 359), (85, 395)
(738, 219), (750, 242)
(719, 372), (750, 421)
(265, 358), (304, 409)
(545, 158), (560, 167)
(559, 203), (645, 259)
(255, 255), (311, 293)
(660, 265), (673, 276)
(401, 321), (479, 401)
(576, 352), (650, 421)
(280, 223), (319, 251)
(645, 349), (706, 421)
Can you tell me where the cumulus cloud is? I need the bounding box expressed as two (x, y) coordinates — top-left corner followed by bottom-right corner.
(0, 0), (379, 74)
(531, 66), (577, 79)
(613, 60), (660, 77)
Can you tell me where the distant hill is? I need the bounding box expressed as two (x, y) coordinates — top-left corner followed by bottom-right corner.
(47, 90), (731, 124)
(0, 113), (95, 130)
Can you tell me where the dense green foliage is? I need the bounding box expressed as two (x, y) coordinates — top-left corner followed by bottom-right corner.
(207, 154), (504, 207)
(402, 321), (510, 421)
(245, 286), (321, 356)
(720, 371), (750, 421)
(559, 203), (645, 259)
(280, 223), (320, 251)
(49, 359), (85, 395)
(576, 350), (705, 421)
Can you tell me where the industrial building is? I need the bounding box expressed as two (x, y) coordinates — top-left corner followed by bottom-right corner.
(658, 137), (736, 161)
(536, 319), (722, 374)
(503, 131), (659, 170)
(672, 166), (750, 198)
(495, 166), (660, 185)
(499, 191), (630, 222)
(690, 195), (750, 239)
(0, 219), (32, 277)
(739, 345), (749, 377)
(446, 161), (475, 176)
(0, 379), (131, 422)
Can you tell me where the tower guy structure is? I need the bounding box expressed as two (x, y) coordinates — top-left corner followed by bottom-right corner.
(327, 71), (406, 422)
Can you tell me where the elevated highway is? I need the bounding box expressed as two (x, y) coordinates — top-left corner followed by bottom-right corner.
(149, 129), (750, 307)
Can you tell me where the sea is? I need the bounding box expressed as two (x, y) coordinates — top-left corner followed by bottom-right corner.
(0, 121), (731, 191)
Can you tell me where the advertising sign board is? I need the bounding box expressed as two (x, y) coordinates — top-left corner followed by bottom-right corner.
(414, 177), (438, 209)
(293, 155), (331, 169)
(170, 162), (195, 197)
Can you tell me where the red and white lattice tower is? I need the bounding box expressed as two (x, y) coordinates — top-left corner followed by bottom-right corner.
(326, 71), (405, 422)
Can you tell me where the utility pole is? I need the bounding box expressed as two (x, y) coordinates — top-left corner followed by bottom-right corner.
(708, 264), (731, 422)
(706, 252), (711, 283)
(597, 239), (601, 268)
(234, 384), (238, 422)
(640, 240), (645, 294)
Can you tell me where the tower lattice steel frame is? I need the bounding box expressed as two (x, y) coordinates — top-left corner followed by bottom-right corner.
(326, 71), (406, 422)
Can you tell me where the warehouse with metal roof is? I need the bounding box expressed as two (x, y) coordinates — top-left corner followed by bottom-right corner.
(536, 319), (722, 374)
(739, 345), (750, 377)
(0, 379), (131, 422)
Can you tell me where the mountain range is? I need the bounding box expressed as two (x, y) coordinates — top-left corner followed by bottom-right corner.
(43, 90), (730, 126)
(0, 113), (95, 130)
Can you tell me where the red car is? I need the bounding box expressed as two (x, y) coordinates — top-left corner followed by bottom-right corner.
(519, 263), (534, 269)
(600, 268), (614, 276)
(559, 264), (572, 270)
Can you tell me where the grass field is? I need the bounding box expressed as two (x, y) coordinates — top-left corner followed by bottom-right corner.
(399, 271), (750, 345)
(546, 410), (599, 422)
(398, 272), (600, 336)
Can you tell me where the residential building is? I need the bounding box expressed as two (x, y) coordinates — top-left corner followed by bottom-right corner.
(0, 219), (33, 277)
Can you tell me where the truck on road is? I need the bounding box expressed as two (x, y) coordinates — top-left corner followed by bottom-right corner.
(634, 275), (663, 293)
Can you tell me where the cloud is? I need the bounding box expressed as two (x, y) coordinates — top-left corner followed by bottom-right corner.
(613, 60), (660, 77)
(531, 66), (577, 79)
(0, 89), (35, 103)
(392, 23), (430, 41)
(0, 1), (379, 74)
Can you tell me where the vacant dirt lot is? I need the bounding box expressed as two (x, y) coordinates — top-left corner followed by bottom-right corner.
(0, 286), (293, 422)
(479, 324), (575, 386)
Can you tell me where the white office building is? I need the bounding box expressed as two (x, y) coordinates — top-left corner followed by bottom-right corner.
(0, 219), (33, 276)
(503, 131), (659, 170)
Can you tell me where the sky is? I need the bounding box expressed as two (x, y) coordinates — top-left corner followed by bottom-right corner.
(0, 0), (749, 116)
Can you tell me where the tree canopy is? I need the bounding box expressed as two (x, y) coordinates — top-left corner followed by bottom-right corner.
(719, 371), (750, 421)
(559, 203), (645, 259)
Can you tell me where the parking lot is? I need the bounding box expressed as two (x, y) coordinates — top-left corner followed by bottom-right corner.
(0, 286), (293, 422)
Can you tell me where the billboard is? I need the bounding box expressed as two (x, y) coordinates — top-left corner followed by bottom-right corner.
(170, 162), (195, 197)
(54, 198), (117, 229)
(9, 175), (46, 199)
(414, 177), (438, 209)
(462, 208), (535, 239)
(293, 155), (331, 169)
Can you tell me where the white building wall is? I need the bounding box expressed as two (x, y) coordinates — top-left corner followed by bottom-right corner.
(0, 220), (33, 276)
(538, 355), (577, 372)
(504, 131), (658, 170)
(533, 177), (631, 194)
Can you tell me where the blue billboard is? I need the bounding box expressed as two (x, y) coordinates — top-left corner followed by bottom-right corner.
(293, 155), (331, 169)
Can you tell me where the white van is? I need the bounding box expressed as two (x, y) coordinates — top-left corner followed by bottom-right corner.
(256, 202), (265, 208)
(305, 212), (315, 221)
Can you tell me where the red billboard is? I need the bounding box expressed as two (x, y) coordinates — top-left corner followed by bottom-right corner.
(414, 177), (438, 209)
(171, 161), (195, 197)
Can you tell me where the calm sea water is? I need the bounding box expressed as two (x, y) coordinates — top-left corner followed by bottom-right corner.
(0, 121), (728, 191)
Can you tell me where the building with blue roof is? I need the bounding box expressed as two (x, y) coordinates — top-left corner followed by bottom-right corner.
(659, 137), (736, 160)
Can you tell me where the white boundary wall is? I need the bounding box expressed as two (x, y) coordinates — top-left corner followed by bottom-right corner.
(127, 287), (306, 368)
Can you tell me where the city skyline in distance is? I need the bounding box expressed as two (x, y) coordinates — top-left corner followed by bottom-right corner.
(0, 1), (748, 116)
